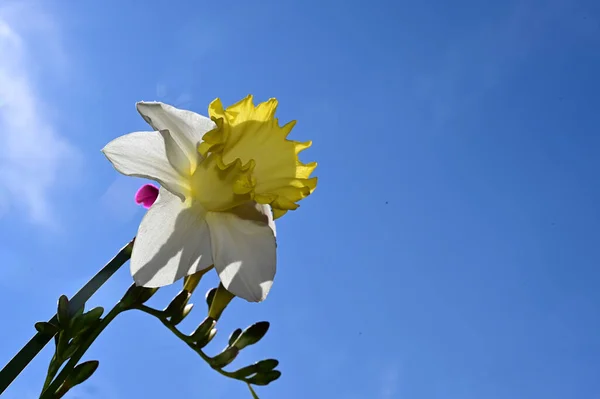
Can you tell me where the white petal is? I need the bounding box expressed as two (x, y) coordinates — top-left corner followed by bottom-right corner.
(131, 188), (213, 287)
(205, 210), (277, 302)
(102, 131), (189, 199)
(136, 102), (216, 171)
(257, 204), (276, 237)
(229, 202), (277, 238)
(160, 129), (190, 176)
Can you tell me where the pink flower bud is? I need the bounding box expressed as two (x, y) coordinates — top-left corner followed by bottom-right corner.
(135, 184), (159, 209)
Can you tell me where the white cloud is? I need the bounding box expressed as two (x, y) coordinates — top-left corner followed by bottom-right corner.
(0, 2), (80, 226)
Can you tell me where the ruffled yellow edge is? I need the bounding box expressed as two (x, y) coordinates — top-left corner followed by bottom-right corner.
(198, 95), (317, 219)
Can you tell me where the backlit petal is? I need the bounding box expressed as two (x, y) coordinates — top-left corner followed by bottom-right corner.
(131, 188), (213, 287)
(160, 129), (190, 177)
(137, 102), (216, 174)
(205, 210), (276, 302)
(102, 131), (189, 199)
(228, 202), (276, 238)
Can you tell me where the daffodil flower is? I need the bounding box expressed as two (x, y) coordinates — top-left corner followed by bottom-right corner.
(102, 96), (317, 302)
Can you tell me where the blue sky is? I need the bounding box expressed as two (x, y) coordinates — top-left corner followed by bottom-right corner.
(1, 0), (600, 398)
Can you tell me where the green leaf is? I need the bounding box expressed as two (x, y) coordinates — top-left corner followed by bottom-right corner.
(247, 384), (260, 399)
(57, 295), (70, 328)
(246, 370), (281, 386)
(232, 322), (270, 350)
(34, 322), (59, 336)
(69, 360), (99, 386)
(209, 347), (239, 368)
(228, 328), (242, 347)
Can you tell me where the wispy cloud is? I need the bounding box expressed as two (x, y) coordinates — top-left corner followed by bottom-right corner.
(0, 2), (80, 226)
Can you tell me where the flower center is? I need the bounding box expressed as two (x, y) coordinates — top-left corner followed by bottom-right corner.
(189, 152), (254, 212)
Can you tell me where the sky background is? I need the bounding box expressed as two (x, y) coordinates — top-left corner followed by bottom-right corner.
(1, 0), (599, 398)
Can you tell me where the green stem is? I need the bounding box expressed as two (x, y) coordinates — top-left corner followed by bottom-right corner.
(41, 354), (60, 392)
(39, 303), (126, 399)
(248, 383), (260, 399)
(135, 305), (240, 380)
(0, 238), (134, 395)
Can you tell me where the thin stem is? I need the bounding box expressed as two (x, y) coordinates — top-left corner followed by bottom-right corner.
(0, 238), (134, 395)
(248, 383), (260, 399)
(39, 303), (126, 399)
(135, 305), (240, 380)
(41, 354), (60, 392)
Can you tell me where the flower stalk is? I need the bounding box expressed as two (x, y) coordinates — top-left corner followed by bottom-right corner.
(2, 94), (315, 397)
(0, 239), (134, 395)
(23, 243), (279, 399)
(40, 302), (126, 399)
(134, 303), (280, 394)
